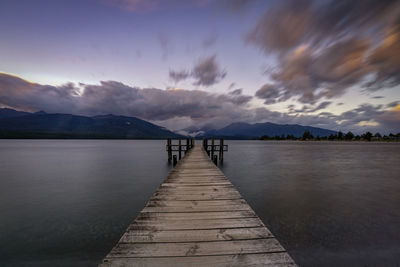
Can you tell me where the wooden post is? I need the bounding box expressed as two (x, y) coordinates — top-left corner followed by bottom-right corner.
(211, 138), (214, 159)
(173, 155), (177, 166)
(167, 138), (172, 162)
(186, 138), (189, 152)
(219, 138), (224, 162)
(213, 155), (218, 165)
(205, 139), (210, 156)
(178, 139), (182, 160)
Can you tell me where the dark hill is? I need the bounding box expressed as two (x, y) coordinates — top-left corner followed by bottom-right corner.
(0, 108), (182, 139)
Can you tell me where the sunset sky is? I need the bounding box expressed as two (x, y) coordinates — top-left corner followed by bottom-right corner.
(1, 0), (399, 134)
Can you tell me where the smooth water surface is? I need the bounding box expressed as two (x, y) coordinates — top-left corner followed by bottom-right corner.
(221, 141), (400, 267)
(0, 140), (171, 266)
(1, 140), (400, 266)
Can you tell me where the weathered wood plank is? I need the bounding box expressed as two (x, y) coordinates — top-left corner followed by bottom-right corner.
(142, 204), (253, 213)
(147, 199), (246, 206)
(100, 252), (296, 267)
(161, 182), (232, 186)
(135, 211), (257, 220)
(107, 239), (285, 257)
(129, 217), (264, 230)
(120, 227), (273, 243)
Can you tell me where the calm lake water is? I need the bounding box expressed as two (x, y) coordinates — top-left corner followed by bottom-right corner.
(0, 140), (399, 266)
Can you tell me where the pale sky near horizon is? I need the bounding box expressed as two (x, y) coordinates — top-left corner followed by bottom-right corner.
(1, 0), (399, 134)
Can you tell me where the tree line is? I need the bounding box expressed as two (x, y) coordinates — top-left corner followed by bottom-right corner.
(259, 131), (400, 141)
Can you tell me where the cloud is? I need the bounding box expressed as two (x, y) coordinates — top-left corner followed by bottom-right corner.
(288, 101), (332, 114)
(202, 33), (218, 48)
(0, 73), (78, 113)
(247, 0), (312, 53)
(103, 0), (254, 13)
(247, 0), (398, 53)
(169, 70), (190, 83)
(229, 88), (242, 95)
(386, 101), (400, 108)
(247, 0), (400, 103)
(102, 0), (162, 12)
(192, 55), (227, 86)
(255, 84), (281, 104)
(378, 104), (400, 132)
(157, 32), (170, 60)
(0, 73), (248, 129)
(169, 55), (227, 87)
(366, 17), (400, 89)
(1, 73), (399, 134)
(224, 0), (252, 12)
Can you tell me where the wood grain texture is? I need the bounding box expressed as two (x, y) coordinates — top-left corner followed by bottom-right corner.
(99, 145), (297, 266)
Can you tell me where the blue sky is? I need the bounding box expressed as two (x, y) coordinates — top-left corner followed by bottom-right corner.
(1, 0), (399, 133)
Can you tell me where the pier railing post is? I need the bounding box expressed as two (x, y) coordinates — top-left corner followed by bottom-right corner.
(186, 138), (189, 152)
(178, 139), (182, 160)
(167, 138), (172, 162)
(213, 155), (218, 165)
(211, 138), (214, 159)
(173, 155), (177, 166)
(219, 138), (224, 162)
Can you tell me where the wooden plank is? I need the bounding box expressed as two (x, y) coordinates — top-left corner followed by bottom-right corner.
(100, 252), (296, 267)
(100, 145), (297, 266)
(128, 217), (264, 230)
(106, 239), (285, 257)
(152, 193), (242, 201)
(120, 227), (273, 243)
(161, 182), (232, 186)
(146, 199), (247, 206)
(135, 211), (257, 220)
(142, 204), (252, 213)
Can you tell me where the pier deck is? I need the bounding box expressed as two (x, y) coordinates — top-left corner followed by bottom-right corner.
(100, 145), (297, 266)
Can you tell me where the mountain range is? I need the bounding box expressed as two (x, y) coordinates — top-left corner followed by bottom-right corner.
(0, 108), (182, 139)
(195, 122), (337, 139)
(0, 108), (337, 139)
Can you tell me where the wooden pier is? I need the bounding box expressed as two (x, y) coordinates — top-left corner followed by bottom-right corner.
(100, 143), (297, 266)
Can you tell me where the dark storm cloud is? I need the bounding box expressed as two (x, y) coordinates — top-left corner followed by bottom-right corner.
(248, 0), (400, 104)
(169, 55), (227, 87)
(1, 73), (398, 133)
